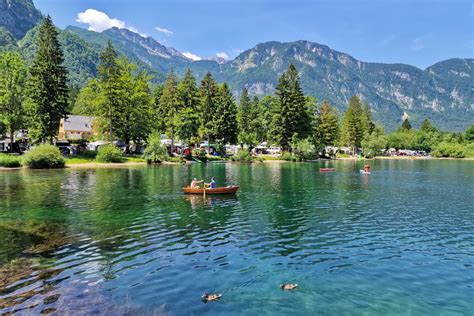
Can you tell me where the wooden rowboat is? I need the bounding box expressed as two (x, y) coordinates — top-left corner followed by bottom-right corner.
(183, 186), (239, 195)
(319, 168), (335, 172)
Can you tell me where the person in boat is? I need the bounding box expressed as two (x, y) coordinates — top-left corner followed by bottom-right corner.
(190, 178), (204, 188)
(205, 177), (217, 189)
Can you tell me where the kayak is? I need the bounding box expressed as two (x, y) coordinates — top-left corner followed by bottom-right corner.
(183, 186), (239, 195)
(320, 168), (335, 172)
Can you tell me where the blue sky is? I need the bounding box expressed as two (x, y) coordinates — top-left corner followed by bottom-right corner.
(35, 0), (473, 68)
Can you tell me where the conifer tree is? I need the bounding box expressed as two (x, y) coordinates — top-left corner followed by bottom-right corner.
(215, 83), (238, 145)
(177, 69), (200, 145)
(27, 16), (69, 143)
(341, 95), (364, 155)
(160, 71), (179, 153)
(199, 72), (219, 149)
(401, 118), (412, 130)
(0, 52), (28, 152)
(420, 118), (436, 133)
(237, 88), (257, 148)
(272, 64), (309, 151)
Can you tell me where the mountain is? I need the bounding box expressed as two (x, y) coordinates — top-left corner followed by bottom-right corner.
(0, 0), (42, 39)
(1, 0), (472, 131)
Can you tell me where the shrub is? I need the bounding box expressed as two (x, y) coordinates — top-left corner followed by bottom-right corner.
(431, 142), (466, 158)
(80, 150), (97, 159)
(166, 157), (186, 163)
(0, 154), (22, 168)
(292, 138), (317, 161)
(96, 145), (124, 163)
(280, 152), (298, 161)
(23, 145), (65, 169)
(143, 133), (168, 163)
(192, 148), (206, 158)
(231, 148), (254, 162)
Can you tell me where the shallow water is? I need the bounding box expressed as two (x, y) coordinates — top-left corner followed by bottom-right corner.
(0, 160), (473, 315)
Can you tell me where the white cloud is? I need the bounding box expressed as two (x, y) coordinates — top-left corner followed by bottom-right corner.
(155, 27), (173, 36)
(76, 9), (146, 36)
(216, 52), (229, 60)
(76, 9), (125, 32)
(183, 52), (202, 61)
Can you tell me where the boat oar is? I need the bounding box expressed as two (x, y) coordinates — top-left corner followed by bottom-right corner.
(203, 187), (206, 199)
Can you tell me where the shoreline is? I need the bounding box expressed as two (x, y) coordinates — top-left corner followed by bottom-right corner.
(1, 156), (472, 171)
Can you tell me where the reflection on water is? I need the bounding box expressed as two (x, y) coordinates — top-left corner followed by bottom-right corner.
(0, 160), (473, 315)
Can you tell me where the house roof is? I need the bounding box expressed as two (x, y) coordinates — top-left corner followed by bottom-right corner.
(63, 115), (95, 132)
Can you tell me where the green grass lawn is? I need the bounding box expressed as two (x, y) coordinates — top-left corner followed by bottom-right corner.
(64, 156), (145, 165)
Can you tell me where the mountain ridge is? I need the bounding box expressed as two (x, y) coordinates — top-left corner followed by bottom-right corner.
(1, 0), (472, 131)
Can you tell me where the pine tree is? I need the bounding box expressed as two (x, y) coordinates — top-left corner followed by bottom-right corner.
(27, 16), (69, 143)
(361, 103), (375, 134)
(401, 118), (412, 130)
(341, 95), (364, 155)
(215, 83), (238, 145)
(420, 118), (436, 133)
(97, 41), (120, 142)
(177, 69), (200, 145)
(199, 72), (219, 149)
(0, 52), (28, 152)
(237, 88), (256, 148)
(160, 71), (180, 153)
(272, 64), (309, 151)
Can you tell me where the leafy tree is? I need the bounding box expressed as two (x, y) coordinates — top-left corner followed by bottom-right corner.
(116, 61), (153, 148)
(143, 131), (168, 163)
(258, 95), (277, 143)
(151, 84), (164, 131)
(465, 125), (474, 143)
(72, 79), (101, 115)
(215, 83), (238, 145)
(0, 52), (28, 152)
(401, 118), (412, 130)
(97, 41), (120, 142)
(177, 69), (200, 145)
(159, 71), (180, 153)
(340, 96), (364, 154)
(386, 129), (416, 150)
(314, 100), (339, 152)
(272, 64), (310, 151)
(198, 72), (219, 148)
(27, 16), (69, 143)
(361, 126), (386, 158)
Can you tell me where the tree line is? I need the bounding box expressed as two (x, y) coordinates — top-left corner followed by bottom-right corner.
(1, 17), (473, 158)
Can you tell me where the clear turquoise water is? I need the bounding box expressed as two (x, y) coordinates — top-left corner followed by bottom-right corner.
(0, 160), (473, 315)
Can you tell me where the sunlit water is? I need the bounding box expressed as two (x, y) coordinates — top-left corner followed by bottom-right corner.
(0, 160), (473, 315)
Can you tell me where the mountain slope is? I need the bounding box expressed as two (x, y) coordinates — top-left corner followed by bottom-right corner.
(0, 0), (42, 39)
(1, 0), (472, 131)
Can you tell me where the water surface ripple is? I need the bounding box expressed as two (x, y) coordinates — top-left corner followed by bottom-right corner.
(0, 160), (473, 315)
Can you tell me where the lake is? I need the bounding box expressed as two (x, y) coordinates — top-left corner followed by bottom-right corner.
(0, 160), (473, 315)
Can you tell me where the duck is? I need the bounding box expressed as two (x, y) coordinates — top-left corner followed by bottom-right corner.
(201, 293), (222, 303)
(280, 283), (298, 291)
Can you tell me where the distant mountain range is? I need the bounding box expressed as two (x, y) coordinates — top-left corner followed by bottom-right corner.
(0, 0), (472, 131)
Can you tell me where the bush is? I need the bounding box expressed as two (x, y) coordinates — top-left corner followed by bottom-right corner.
(0, 154), (22, 168)
(280, 152), (298, 161)
(231, 148), (254, 162)
(96, 145), (124, 163)
(23, 145), (65, 169)
(80, 150), (97, 159)
(292, 139), (317, 161)
(143, 132), (168, 163)
(431, 142), (466, 158)
(192, 148), (206, 158)
(166, 157), (186, 163)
